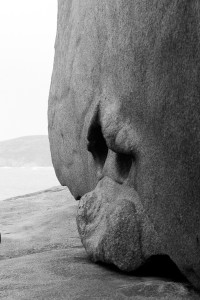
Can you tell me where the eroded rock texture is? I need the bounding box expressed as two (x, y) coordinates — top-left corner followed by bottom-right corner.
(77, 176), (161, 271)
(48, 0), (200, 289)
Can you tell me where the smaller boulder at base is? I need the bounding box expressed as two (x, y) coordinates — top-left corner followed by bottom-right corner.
(77, 176), (162, 271)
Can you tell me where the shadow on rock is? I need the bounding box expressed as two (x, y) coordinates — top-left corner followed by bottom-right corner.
(96, 254), (188, 282)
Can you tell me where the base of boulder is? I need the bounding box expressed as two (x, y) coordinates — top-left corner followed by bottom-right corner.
(0, 186), (199, 299)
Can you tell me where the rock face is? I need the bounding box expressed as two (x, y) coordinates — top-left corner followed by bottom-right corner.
(48, 0), (200, 289)
(1, 187), (200, 299)
(77, 176), (161, 271)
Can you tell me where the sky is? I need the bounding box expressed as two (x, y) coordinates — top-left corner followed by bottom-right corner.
(0, 0), (57, 141)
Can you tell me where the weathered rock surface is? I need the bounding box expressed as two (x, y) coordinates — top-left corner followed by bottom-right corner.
(77, 176), (161, 270)
(48, 0), (200, 290)
(0, 187), (199, 300)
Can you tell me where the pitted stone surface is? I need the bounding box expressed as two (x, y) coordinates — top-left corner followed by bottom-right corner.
(77, 177), (162, 271)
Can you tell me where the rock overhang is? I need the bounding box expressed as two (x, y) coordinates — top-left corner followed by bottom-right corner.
(48, 0), (200, 290)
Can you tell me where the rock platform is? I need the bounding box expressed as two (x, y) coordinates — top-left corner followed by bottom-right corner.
(0, 186), (199, 300)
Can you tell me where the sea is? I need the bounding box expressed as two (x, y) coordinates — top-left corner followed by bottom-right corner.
(0, 167), (60, 200)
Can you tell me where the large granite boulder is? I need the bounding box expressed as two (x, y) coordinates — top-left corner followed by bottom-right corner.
(48, 0), (200, 289)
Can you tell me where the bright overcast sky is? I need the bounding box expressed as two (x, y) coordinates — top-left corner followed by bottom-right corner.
(0, 0), (57, 141)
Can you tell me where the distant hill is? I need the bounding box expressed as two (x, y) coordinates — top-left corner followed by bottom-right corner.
(0, 135), (53, 167)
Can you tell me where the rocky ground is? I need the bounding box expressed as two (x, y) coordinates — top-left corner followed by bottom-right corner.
(0, 186), (199, 300)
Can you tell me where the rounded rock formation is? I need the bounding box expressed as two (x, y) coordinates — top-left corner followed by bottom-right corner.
(48, 0), (200, 289)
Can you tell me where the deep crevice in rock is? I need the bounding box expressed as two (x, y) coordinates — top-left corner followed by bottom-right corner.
(87, 111), (108, 169)
(116, 152), (134, 180)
